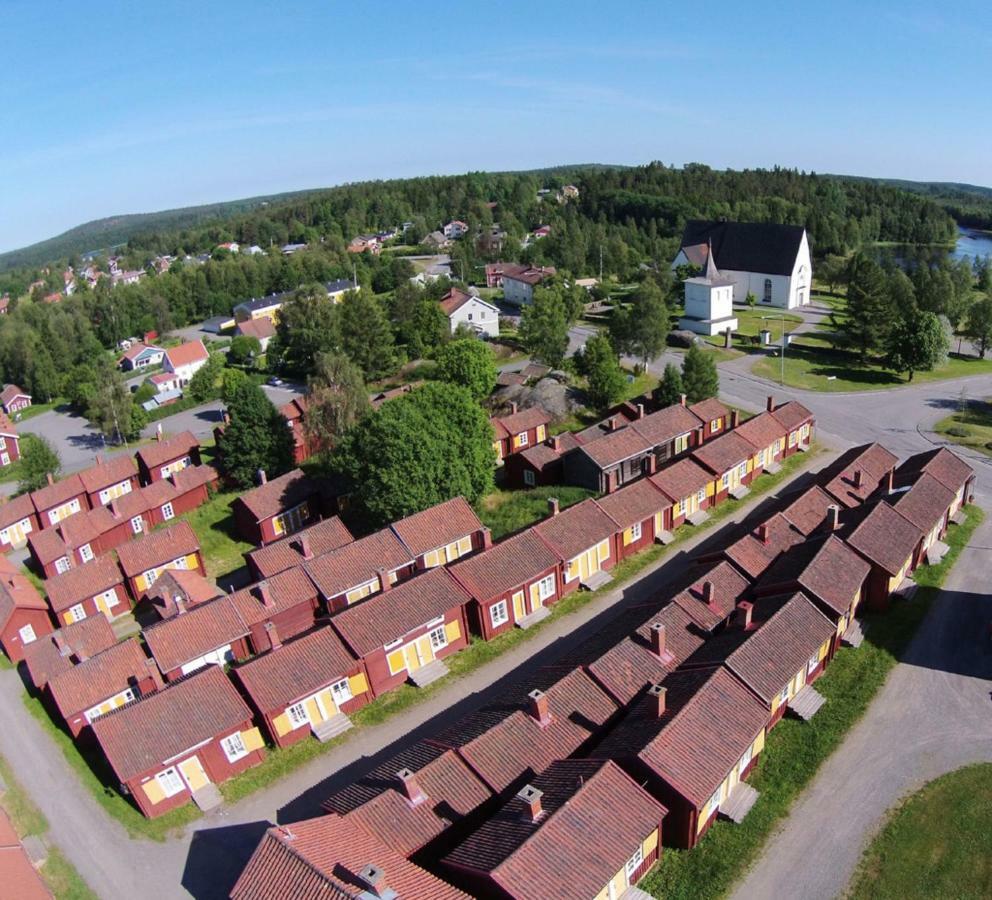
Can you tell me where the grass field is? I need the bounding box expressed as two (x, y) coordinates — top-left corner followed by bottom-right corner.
(934, 398), (992, 457)
(178, 489), (253, 578)
(848, 763), (992, 900)
(477, 485), (594, 541)
(696, 307), (803, 353)
(640, 502), (984, 900)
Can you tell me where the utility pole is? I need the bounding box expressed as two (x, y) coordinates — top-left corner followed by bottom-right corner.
(599, 245), (603, 282)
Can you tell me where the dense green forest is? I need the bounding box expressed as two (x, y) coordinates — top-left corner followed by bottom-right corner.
(831, 175), (992, 230)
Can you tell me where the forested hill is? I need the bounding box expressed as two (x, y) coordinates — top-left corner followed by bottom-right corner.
(830, 175), (992, 230)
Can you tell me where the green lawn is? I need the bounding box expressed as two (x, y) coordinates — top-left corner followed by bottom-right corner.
(848, 763), (992, 900)
(934, 399), (992, 457)
(640, 502), (984, 900)
(477, 486), (595, 541)
(178, 489), (253, 579)
(695, 307), (803, 353)
(14, 397), (68, 422)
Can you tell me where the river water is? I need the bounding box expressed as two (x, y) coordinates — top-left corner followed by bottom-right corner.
(873, 227), (992, 270)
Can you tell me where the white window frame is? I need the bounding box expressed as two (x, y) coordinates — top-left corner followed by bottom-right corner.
(131, 516), (144, 534)
(536, 574), (556, 601)
(707, 786), (722, 818)
(161, 502), (175, 521)
(517, 431), (529, 446)
(79, 543), (94, 563)
(490, 600), (509, 628)
(286, 702), (309, 729)
(739, 743), (754, 772)
(738, 461), (747, 478)
(173, 555), (189, 570)
(807, 649), (820, 676)
(630, 522), (643, 542)
(55, 556), (71, 575)
(711, 418), (721, 433)
(156, 767), (185, 798)
(144, 568), (159, 586)
(0, 529), (8, 546)
(777, 683), (790, 705)
(428, 625), (447, 651)
(98, 588), (119, 608)
(696, 488), (707, 504)
(0, 453), (9, 468)
(18, 623), (36, 644)
(221, 732), (248, 763)
(67, 604), (86, 623)
(523, 469), (536, 487)
(625, 845), (644, 880)
(84, 688), (135, 724)
(721, 472), (730, 489)
(330, 678), (352, 707)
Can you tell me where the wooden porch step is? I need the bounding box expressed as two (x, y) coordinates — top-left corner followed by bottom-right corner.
(311, 712), (353, 744)
(655, 529), (675, 545)
(719, 781), (759, 824)
(191, 783), (223, 812)
(409, 659), (449, 688)
(516, 605), (551, 629)
(841, 618), (865, 648)
(788, 684), (826, 721)
(765, 459), (782, 474)
(729, 485), (751, 501)
(581, 569), (613, 592)
(687, 509), (710, 526)
(925, 539), (950, 566)
(620, 888), (655, 900)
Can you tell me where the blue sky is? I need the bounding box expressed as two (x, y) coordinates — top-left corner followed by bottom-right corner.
(2, 1), (988, 253)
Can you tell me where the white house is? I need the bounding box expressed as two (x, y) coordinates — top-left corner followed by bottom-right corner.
(162, 340), (209, 387)
(439, 288), (500, 339)
(501, 265), (557, 306)
(119, 342), (165, 372)
(671, 220), (812, 310)
(442, 220), (469, 239)
(678, 246), (739, 336)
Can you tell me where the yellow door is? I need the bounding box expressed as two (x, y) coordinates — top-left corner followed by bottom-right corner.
(581, 547), (601, 580)
(512, 591), (526, 621)
(728, 466), (741, 490)
(178, 756), (209, 792)
(9, 522), (25, 544)
(304, 695), (324, 724)
(686, 492), (698, 515)
(416, 634), (435, 666)
(403, 641), (422, 673)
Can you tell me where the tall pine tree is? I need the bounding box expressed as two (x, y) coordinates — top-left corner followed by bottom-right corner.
(681, 344), (719, 404)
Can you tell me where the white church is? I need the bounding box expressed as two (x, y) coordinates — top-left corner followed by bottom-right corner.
(671, 220), (813, 312)
(677, 246), (739, 336)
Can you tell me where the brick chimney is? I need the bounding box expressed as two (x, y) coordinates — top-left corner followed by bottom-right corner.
(74, 646), (90, 664)
(156, 424), (163, 441)
(827, 504), (841, 532)
(528, 688), (552, 727)
(298, 535), (313, 560)
(648, 683), (667, 717)
(257, 469), (268, 486)
(608, 416), (620, 432)
(136, 658), (160, 696)
(679, 393), (687, 407)
(636, 403), (645, 419)
(736, 600), (754, 630)
(95, 452), (104, 466)
(730, 410), (740, 429)
(644, 454), (658, 475)
(650, 622), (666, 657)
(605, 470), (617, 494)
(395, 768), (427, 806)
(517, 785), (544, 822)
(885, 469), (895, 494)
(766, 395), (775, 412)
(53, 632), (70, 657)
(258, 583), (275, 609)
(701, 581), (715, 605)
(550, 434), (562, 452)
(482, 527), (493, 549)
(264, 621), (281, 651)
(378, 568), (392, 592)
(852, 469), (863, 489)
(174, 594), (186, 615)
(757, 523), (769, 544)
(548, 497), (560, 517)
(510, 401), (518, 415)
(46, 472), (55, 486)
(356, 864), (388, 899)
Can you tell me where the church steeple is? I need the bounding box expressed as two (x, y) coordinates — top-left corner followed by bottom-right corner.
(703, 238), (720, 281)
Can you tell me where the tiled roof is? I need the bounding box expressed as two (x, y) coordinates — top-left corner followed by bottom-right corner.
(146, 568), (220, 611)
(594, 479), (670, 530)
(90, 665), (252, 783)
(164, 340), (208, 369)
(577, 426), (653, 468)
(842, 501), (923, 576)
(518, 441), (562, 469)
(44, 555), (123, 613)
(28, 513), (102, 566)
(234, 469), (315, 522)
(77, 454), (137, 494)
(0, 560), (47, 629)
(235, 317), (276, 339)
(818, 443), (899, 508)
(895, 447), (974, 494)
(135, 432), (199, 470)
(170, 463), (219, 494)
(649, 457), (713, 501)
(493, 406), (551, 436)
(594, 666), (767, 807)
(886, 473), (956, 533)
(720, 512), (805, 579)
(439, 287), (474, 315)
(48, 638), (157, 719)
(323, 741), (492, 856)
(228, 566), (318, 627)
(429, 668), (616, 793)
(770, 399), (814, 432)
(142, 595), (248, 674)
(758, 535), (870, 616)
(0, 808), (51, 900)
(532, 499), (617, 561)
(691, 430), (758, 475)
(30, 472), (85, 514)
(303, 528), (412, 601)
(689, 397), (730, 424)
(22, 615), (116, 688)
(235, 626), (359, 713)
(779, 485), (838, 536)
(390, 497), (484, 558)
(247, 516), (355, 579)
(672, 559), (751, 631)
(0, 492), (36, 530)
(115, 522), (200, 578)
(587, 603), (705, 705)
(733, 410), (787, 451)
(632, 403), (702, 447)
(0, 383), (29, 405)
(448, 530), (559, 602)
(331, 568), (469, 658)
(444, 759), (665, 900)
(230, 814), (469, 900)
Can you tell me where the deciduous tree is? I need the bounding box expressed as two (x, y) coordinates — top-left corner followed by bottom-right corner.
(17, 434), (61, 493)
(965, 296), (992, 358)
(655, 362), (685, 407)
(520, 287), (569, 368)
(304, 352), (370, 451)
(217, 380), (295, 488)
(582, 334), (626, 408)
(435, 339), (497, 399)
(886, 309), (949, 381)
(681, 343), (719, 403)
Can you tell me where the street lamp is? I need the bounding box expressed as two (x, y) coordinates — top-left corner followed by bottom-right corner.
(762, 314), (788, 387)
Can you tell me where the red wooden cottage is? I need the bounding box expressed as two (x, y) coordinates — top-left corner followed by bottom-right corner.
(779, 485), (840, 537)
(768, 397), (815, 456)
(707, 512), (805, 581)
(232, 468), (322, 545)
(28, 514), (105, 578)
(44, 555), (130, 626)
(691, 430), (759, 504)
(22, 615), (116, 690)
(671, 559), (751, 634)
(0, 412), (20, 469)
(886, 473), (956, 565)
(144, 569), (221, 620)
(895, 447), (975, 518)
(532, 498), (618, 594)
(650, 457), (715, 528)
(733, 411), (788, 478)
(491, 404), (551, 461)
(595, 477), (674, 560)
(390, 496), (488, 570)
(818, 442), (899, 508)
(135, 431), (201, 485)
(115, 521), (205, 602)
(77, 453), (140, 508)
(30, 472), (89, 529)
(688, 396), (731, 441)
(0, 384), (31, 415)
(505, 432), (578, 489)
(0, 493), (39, 551)
(245, 515), (354, 581)
(0, 557), (52, 663)
(227, 566), (322, 654)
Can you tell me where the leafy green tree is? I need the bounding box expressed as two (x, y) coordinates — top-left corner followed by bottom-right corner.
(583, 334), (626, 408)
(17, 434), (61, 493)
(840, 253), (895, 364)
(333, 382), (494, 528)
(304, 352), (370, 451)
(435, 339), (497, 399)
(628, 280), (669, 368)
(338, 289), (398, 380)
(817, 254), (849, 295)
(520, 287), (569, 368)
(886, 269), (917, 314)
(270, 284), (340, 377)
(681, 343), (719, 403)
(745, 292), (757, 309)
(217, 380), (295, 488)
(221, 367), (249, 402)
(964, 296), (992, 358)
(655, 362), (685, 407)
(228, 335), (261, 367)
(187, 350), (225, 402)
(86, 359), (141, 442)
(886, 309), (949, 381)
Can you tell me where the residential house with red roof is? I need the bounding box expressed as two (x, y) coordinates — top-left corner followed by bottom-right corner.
(490, 404), (551, 461)
(448, 529), (562, 639)
(47, 638), (161, 737)
(691, 429), (759, 504)
(303, 527), (415, 613)
(331, 568), (471, 695)
(44, 555), (129, 626)
(633, 401), (706, 466)
(233, 317), (275, 352)
(232, 468), (322, 545)
(245, 515), (354, 580)
(0, 557), (52, 662)
(818, 442), (899, 508)
(77, 453), (139, 508)
(322, 740), (492, 857)
(0, 412), (20, 468)
(563, 421), (655, 493)
(0, 492), (39, 551)
(115, 521), (205, 602)
(142, 594), (251, 682)
(390, 496), (488, 571)
(29, 512), (105, 577)
(231, 815), (469, 900)
(22, 615), (116, 689)
(30, 472), (89, 529)
(703, 512), (805, 581)
(504, 431), (579, 489)
(234, 626), (371, 748)
(671, 559), (752, 634)
(769, 397), (815, 455)
(886, 473), (957, 565)
(688, 396), (731, 441)
(228, 566), (321, 654)
(143, 569), (221, 620)
(592, 666), (768, 848)
(894, 447), (975, 517)
(779, 485), (839, 536)
(0, 384), (31, 415)
(733, 410), (788, 478)
(0, 807), (54, 900)
(162, 340), (209, 386)
(443, 759), (666, 900)
(649, 457), (715, 528)
(595, 477), (674, 560)
(90, 665), (265, 818)
(135, 431), (202, 485)
(532, 498), (618, 594)
(439, 287), (500, 339)
(501, 264), (556, 305)
(118, 342), (165, 372)
(682, 593), (837, 729)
